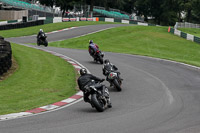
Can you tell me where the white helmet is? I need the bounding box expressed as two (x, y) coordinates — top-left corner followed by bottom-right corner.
(40, 29), (43, 32)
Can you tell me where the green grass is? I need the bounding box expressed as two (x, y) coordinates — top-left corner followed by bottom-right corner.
(0, 21), (119, 38)
(179, 28), (200, 37)
(48, 26), (200, 67)
(0, 43), (76, 115)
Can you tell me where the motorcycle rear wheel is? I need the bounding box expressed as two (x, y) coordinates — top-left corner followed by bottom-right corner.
(44, 40), (48, 47)
(37, 41), (40, 46)
(99, 56), (103, 64)
(91, 94), (104, 112)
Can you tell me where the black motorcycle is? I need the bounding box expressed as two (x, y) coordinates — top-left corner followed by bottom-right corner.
(92, 50), (104, 64)
(37, 33), (48, 47)
(107, 70), (122, 91)
(84, 80), (111, 112)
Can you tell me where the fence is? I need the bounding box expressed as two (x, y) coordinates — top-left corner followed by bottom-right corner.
(174, 22), (200, 29)
(168, 27), (200, 44)
(0, 37), (12, 76)
(0, 20), (44, 30)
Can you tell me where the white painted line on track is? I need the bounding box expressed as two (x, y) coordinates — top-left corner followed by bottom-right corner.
(40, 105), (59, 110)
(129, 64), (174, 104)
(72, 27), (114, 39)
(61, 98), (76, 103)
(111, 52), (200, 104)
(120, 53), (200, 71)
(73, 65), (82, 69)
(49, 27), (115, 43)
(68, 61), (76, 64)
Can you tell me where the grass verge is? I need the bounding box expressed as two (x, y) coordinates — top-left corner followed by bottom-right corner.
(0, 43), (76, 115)
(179, 28), (200, 37)
(49, 26), (200, 67)
(0, 21), (119, 38)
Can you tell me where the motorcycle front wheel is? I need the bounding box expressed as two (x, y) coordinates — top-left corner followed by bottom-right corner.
(113, 79), (122, 91)
(91, 94), (104, 112)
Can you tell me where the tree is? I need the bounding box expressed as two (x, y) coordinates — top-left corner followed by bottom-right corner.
(134, 0), (180, 25)
(158, 0), (179, 25)
(38, 0), (55, 7)
(123, 0), (136, 14)
(191, 0), (200, 23)
(84, 0), (95, 17)
(134, 0), (150, 21)
(184, 0), (193, 22)
(55, 0), (79, 17)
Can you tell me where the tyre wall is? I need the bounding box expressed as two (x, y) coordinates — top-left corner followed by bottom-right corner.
(0, 37), (12, 76)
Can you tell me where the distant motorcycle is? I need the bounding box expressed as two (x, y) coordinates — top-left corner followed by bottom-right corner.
(37, 33), (48, 47)
(84, 80), (111, 112)
(107, 69), (122, 91)
(91, 50), (104, 64)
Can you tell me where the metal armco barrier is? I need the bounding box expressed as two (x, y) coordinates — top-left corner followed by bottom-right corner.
(0, 20), (44, 30)
(0, 37), (12, 76)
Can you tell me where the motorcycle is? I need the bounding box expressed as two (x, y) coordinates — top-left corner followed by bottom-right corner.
(84, 80), (111, 112)
(37, 33), (48, 47)
(92, 50), (104, 64)
(107, 69), (122, 91)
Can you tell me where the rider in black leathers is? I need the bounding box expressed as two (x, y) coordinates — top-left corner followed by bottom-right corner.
(37, 29), (45, 43)
(102, 59), (122, 86)
(78, 68), (112, 107)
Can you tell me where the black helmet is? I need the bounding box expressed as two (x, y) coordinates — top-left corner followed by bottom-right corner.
(104, 59), (110, 64)
(89, 40), (93, 44)
(80, 68), (87, 75)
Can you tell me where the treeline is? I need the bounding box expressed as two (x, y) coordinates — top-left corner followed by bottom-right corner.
(37, 0), (200, 26)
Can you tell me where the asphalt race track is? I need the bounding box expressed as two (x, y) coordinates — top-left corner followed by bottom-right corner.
(2, 24), (200, 133)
